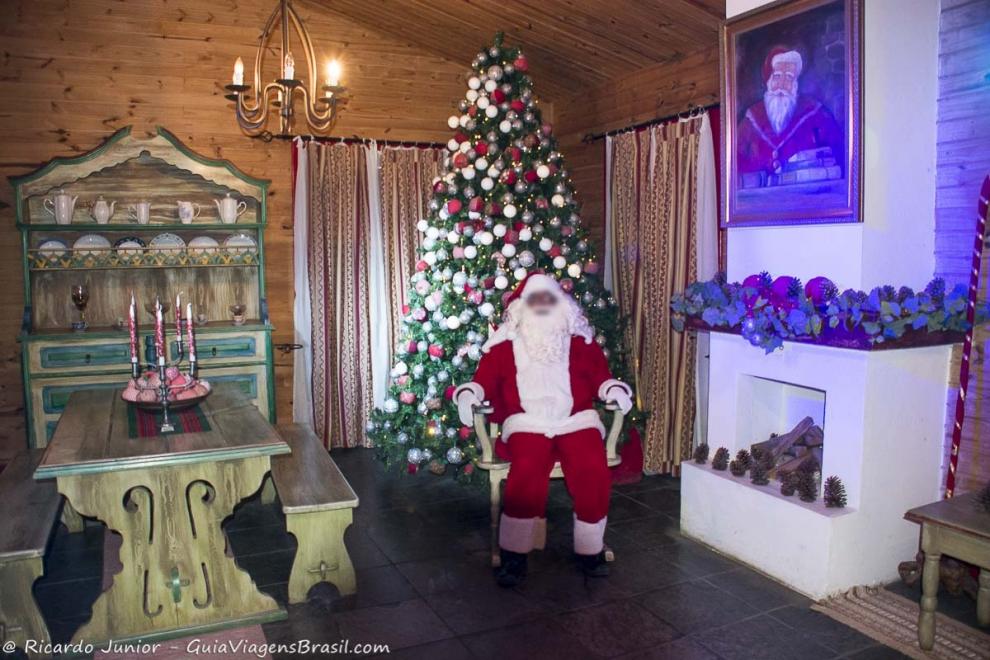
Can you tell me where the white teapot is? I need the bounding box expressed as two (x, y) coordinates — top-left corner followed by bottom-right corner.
(177, 201), (202, 224)
(214, 193), (247, 224)
(90, 196), (116, 224)
(43, 189), (78, 225)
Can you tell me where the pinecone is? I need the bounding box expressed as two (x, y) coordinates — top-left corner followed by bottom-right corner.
(735, 449), (751, 471)
(693, 443), (710, 464)
(798, 456), (820, 475)
(821, 281), (839, 303)
(976, 481), (990, 514)
(823, 475), (847, 508)
(897, 285), (915, 303)
(729, 459), (747, 477)
(796, 470), (818, 502)
(711, 447), (729, 471)
(780, 471), (798, 496)
(750, 451), (774, 486)
(756, 271), (773, 288)
(787, 277), (804, 299)
(925, 277), (946, 303)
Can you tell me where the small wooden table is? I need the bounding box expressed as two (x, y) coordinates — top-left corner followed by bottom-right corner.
(905, 493), (990, 650)
(34, 384), (289, 646)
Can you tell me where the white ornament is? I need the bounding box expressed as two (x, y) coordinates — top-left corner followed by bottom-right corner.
(537, 164), (551, 178)
(426, 226), (440, 240)
(416, 219), (429, 232)
(447, 139), (459, 152)
(539, 238), (553, 251)
(518, 228), (533, 241)
(468, 76), (481, 90)
(485, 105), (499, 119)
(492, 223), (507, 237)
(501, 244), (517, 258)
(476, 95), (489, 109)
(494, 275), (509, 289)
(479, 302), (495, 317)
(446, 315), (461, 330)
(553, 255), (567, 269)
(480, 177), (495, 191)
(459, 141), (472, 153)
(499, 120), (512, 133)
(552, 194), (566, 207)
(462, 167), (476, 180)
(567, 263), (582, 277)
(484, 79), (498, 92)
(423, 251), (437, 266)
(513, 267), (527, 281)
(464, 245), (478, 259)
(391, 361), (408, 376)
(447, 115), (460, 129)
(466, 89), (479, 102)
(447, 230), (460, 244)
(475, 158), (489, 170)
(478, 231), (494, 246)
(503, 204), (517, 219)
(458, 114), (469, 127)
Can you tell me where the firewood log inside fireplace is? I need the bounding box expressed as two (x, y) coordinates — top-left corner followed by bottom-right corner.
(750, 416), (824, 479)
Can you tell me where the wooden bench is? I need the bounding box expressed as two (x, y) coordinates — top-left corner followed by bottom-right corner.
(271, 424), (358, 604)
(0, 451), (61, 656)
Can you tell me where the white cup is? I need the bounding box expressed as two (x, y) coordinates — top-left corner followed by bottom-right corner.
(128, 201), (151, 225)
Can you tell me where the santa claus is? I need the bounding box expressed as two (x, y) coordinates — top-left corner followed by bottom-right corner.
(454, 273), (633, 587)
(736, 47), (843, 181)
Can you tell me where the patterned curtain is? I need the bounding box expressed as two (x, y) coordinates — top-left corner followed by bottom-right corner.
(609, 120), (701, 473)
(378, 148), (443, 349)
(307, 142), (374, 448)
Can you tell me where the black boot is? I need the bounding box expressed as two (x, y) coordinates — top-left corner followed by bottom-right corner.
(577, 551), (610, 578)
(495, 549), (528, 587)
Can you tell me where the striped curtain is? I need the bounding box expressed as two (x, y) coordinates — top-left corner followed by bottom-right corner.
(307, 142), (374, 448)
(608, 119), (702, 473)
(378, 148), (443, 350)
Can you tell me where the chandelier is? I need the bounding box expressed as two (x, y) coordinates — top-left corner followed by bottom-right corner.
(224, 0), (347, 140)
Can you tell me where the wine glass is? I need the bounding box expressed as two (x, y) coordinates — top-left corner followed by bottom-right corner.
(71, 284), (89, 330)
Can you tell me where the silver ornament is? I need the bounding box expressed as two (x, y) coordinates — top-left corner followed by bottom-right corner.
(397, 432), (409, 444)
(365, 420), (377, 433)
(383, 398), (399, 413)
(518, 250), (535, 267)
(446, 446), (465, 464)
(407, 448), (423, 463)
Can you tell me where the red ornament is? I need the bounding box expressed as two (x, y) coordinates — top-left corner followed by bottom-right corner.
(483, 276), (496, 289)
(535, 197), (549, 209)
(408, 462), (418, 474)
(523, 133), (540, 148)
(407, 340), (418, 353)
(488, 201), (502, 216)
(513, 55), (529, 72)
(467, 105), (477, 117)
(462, 463), (474, 475)
(549, 246), (562, 258)
(453, 131), (467, 143)
(509, 147), (522, 162)
(504, 230), (518, 244)
(584, 261), (600, 274)
(415, 260), (428, 272)
(501, 170), (517, 185)
(468, 196), (484, 213)
(459, 426), (473, 439)
(427, 344), (444, 358)
(560, 278), (574, 292)
(433, 180), (445, 193)
(401, 304), (410, 314)
(541, 123), (553, 136)
(474, 142), (488, 156)
(453, 153), (469, 169)
(510, 99), (525, 112)
(399, 391), (416, 404)
(445, 199), (462, 214)
(524, 170), (539, 183)
(492, 89), (506, 104)
(445, 386), (456, 400)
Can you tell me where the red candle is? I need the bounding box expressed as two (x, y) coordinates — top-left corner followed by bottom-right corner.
(186, 302), (197, 363)
(155, 298), (166, 365)
(175, 293), (182, 339)
(128, 293), (138, 364)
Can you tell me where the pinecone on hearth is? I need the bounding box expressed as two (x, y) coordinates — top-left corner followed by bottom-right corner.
(735, 449), (751, 471)
(796, 470), (818, 502)
(693, 443), (710, 464)
(750, 452), (773, 486)
(711, 447), (729, 471)
(780, 471), (798, 496)
(976, 481), (990, 514)
(729, 459), (747, 477)
(823, 475), (847, 508)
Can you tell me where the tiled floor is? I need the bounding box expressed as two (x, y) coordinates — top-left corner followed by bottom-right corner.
(25, 448), (976, 659)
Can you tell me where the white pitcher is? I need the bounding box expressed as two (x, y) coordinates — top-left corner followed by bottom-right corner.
(43, 189), (78, 225)
(214, 192), (247, 224)
(128, 201), (151, 224)
(177, 201), (201, 224)
(91, 196), (116, 224)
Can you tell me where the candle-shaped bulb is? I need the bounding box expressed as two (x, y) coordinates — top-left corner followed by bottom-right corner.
(326, 59), (341, 87)
(283, 52), (295, 80)
(186, 302), (197, 366)
(233, 57), (244, 86)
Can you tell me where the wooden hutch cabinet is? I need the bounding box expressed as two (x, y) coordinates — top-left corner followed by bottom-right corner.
(10, 126), (276, 448)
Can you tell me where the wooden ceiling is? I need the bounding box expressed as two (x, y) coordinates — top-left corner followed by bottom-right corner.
(310, 0), (725, 100)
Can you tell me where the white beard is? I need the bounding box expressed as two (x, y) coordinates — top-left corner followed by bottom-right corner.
(764, 87), (798, 135)
(517, 304), (570, 364)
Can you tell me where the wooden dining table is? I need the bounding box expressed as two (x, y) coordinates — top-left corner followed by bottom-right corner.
(34, 383), (289, 646)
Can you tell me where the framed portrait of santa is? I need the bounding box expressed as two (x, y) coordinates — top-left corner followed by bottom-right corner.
(721, 0), (862, 227)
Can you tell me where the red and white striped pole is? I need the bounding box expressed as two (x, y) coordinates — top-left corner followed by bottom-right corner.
(945, 175), (990, 499)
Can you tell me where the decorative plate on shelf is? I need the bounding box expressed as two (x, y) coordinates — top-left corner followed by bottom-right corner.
(113, 236), (147, 252)
(188, 236), (220, 255)
(148, 232), (186, 252)
(37, 239), (68, 258)
(72, 234), (112, 256)
(223, 233), (258, 253)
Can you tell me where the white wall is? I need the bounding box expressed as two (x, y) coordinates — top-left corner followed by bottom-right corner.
(725, 0), (939, 292)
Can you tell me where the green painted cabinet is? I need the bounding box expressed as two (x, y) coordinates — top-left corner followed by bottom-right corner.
(11, 127), (276, 448)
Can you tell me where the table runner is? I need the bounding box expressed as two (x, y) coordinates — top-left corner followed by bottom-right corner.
(126, 404), (211, 438)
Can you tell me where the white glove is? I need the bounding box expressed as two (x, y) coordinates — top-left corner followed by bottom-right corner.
(610, 388), (633, 415)
(455, 386), (482, 427)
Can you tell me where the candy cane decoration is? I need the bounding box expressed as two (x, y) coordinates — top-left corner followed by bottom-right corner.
(945, 175), (990, 499)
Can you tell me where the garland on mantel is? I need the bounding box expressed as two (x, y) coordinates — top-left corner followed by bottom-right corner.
(671, 272), (986, 353)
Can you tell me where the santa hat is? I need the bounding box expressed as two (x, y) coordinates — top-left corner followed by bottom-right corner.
(502, 271), (561, 307)
(762, 46), (803, 82)
(482, 272), (593, 352)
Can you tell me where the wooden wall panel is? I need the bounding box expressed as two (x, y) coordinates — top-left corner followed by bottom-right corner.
(935, 0), (990, 492)
(557, 45), (720, 249)
(0, 0), (465, 458)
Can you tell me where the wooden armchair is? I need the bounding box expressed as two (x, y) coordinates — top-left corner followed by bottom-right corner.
(472, 402), (626, 567)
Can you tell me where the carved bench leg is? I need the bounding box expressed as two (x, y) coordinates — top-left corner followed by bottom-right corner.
(489, 470), (504, 568)
(285, 509), (355, 604)
(0, 557), (50, 658)
(61, 499), (85, 533)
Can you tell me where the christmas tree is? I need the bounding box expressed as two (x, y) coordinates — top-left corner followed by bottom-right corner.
(366, 34), (632, 477)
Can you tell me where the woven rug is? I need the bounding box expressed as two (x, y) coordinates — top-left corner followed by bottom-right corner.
(812, 587), (990, 660)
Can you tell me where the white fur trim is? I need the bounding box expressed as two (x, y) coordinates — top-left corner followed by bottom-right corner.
(771, 50), (803, 77)
(499, 513), (537, 553)
(454, 382), (484, 427)
(502, 409), (605, 443)
(453, 381), (484, 402)
(518, 273), (560, 298)
(598, 379), (632, 401)
(573, 514), (607, 555)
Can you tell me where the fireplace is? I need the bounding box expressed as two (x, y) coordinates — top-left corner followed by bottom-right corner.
(681, 333), (952, 599)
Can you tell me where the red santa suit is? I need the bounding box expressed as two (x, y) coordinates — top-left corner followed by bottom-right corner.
(454, 274), (633, 556)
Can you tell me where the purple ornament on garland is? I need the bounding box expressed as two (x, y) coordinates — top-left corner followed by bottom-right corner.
(770, 276), (798, 311)
(805, 276), (837, 307)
